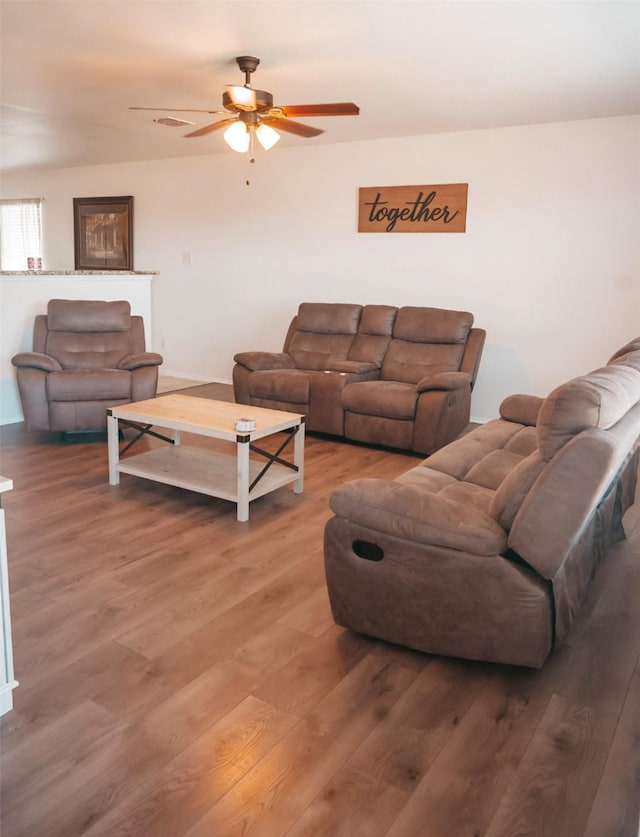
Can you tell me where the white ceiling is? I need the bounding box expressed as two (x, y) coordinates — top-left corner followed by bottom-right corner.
(2, 1), (639, 172)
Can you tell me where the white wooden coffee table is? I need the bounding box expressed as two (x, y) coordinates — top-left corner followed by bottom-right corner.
(107, 395), (304, 521)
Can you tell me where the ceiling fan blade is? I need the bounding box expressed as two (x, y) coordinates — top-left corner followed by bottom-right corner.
(184, 117), (238, 138)
(130, 106), (228, 114)
(275, 103), (360, 118)
(262, 117), (324, 138)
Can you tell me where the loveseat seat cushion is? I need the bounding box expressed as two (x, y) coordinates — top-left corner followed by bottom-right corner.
(342, 380), (418, 420)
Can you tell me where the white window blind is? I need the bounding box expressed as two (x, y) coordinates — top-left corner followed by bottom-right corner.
(0, 198), (43, 270)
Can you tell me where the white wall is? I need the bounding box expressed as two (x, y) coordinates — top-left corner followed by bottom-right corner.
(2, 115), (639, 422)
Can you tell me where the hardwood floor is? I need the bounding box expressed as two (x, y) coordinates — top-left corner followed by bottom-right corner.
(1, 386), (639, 836)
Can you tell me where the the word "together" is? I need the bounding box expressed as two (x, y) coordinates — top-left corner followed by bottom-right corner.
(365, 190), (460, 232)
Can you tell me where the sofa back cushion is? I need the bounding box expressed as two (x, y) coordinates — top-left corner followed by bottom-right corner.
(287, 303), (362, 371)
(43, 299), (136, 370)
(488, 451), (546, 530)
(608, 348), (640, 373)
(381, 307), (473, 384)
(608, 336), (640, 364)
(536, 364), (640, 461)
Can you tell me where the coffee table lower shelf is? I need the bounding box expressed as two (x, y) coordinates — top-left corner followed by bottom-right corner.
(115, 445), (299, 505)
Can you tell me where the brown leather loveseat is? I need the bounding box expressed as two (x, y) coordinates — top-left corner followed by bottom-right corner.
(11, 298), (163, 433)
(323, 338), (640, 668)
(233, 302), (485, 455)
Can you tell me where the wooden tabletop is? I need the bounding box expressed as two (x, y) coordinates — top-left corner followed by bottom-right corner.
(109, 394), (304, 437)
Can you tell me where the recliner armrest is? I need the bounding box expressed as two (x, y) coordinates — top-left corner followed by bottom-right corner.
(118, 352), (163, 371)
(329, 478), (507, 555)
(416, 371), (472, 393)
(11, 352), (62, 372)
(233, 351), (296, 371)
(499, 394), (544, 426)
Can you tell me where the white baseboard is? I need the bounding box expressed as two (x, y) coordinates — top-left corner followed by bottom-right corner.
(159, 372), (231, 385)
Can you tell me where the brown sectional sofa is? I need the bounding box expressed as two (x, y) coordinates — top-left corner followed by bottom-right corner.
(233, 302), (486, 455)
(324, 338), (640, 668)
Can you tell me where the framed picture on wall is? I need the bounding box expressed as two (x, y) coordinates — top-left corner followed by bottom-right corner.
(73, 196), (133, 270)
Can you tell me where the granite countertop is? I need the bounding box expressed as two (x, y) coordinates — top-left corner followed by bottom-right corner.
(0, 270), (159, 276)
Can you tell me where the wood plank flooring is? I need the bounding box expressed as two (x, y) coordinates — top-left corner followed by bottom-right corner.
(1, 384), (639, 836)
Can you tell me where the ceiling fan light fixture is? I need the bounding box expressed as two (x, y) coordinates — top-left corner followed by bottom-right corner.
(224, 121), (250, 152)
(255, 122), (280, 150)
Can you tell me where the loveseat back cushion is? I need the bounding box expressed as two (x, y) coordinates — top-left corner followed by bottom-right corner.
(287, 303), (362, 370)
(381, 307), (473, 384)
(393, 307), (473, 344)
(347, 305), (397, 367)
(536, 365), (640, 461)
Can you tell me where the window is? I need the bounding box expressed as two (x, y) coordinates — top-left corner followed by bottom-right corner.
(0, 198), (43, 270)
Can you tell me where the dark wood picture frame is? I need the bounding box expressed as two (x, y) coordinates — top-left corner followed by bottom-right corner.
(73, 196), (133, 270)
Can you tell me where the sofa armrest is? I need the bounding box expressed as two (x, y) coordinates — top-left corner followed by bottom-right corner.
(499, 394), (544, 426)
(233, 351), (296, 371)
(324, 359), (379, 374)
(329, 478), (507, 556)
(416, 371), (472, 393)
(11, 352), (62, 372)
(118, 352), (164, 371)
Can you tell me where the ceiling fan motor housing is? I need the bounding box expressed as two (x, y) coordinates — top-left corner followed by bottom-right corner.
(222, 89), (273, 113)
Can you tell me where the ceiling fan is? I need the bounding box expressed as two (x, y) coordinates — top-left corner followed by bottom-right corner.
(130, 55), (360, 154)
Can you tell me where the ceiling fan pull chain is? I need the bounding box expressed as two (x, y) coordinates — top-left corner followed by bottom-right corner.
(246, 129), (254, 186)
(249, 126), (256, 165)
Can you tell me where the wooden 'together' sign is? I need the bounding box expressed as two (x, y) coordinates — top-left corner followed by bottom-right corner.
(358, 183), (468, 233)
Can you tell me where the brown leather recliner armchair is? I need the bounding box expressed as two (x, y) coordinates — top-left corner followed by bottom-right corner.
(11, 298), (163, 433)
